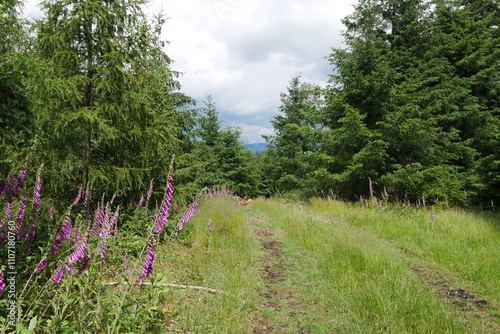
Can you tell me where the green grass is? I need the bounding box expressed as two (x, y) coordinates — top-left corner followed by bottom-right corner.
(145, 196), (499, 333)
(309, 198), (500, 305)
(154, 196), (264, 333)
(253, 199), (471, 333)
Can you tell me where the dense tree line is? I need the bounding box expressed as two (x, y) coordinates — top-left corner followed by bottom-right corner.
(262, 0), (499, 205)
(1, 0), (498, 208)
(0, 0), (255, 210)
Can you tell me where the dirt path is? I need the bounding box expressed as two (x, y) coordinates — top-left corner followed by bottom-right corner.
(250, 220), (313, 334)
(411, 265), (500, 332)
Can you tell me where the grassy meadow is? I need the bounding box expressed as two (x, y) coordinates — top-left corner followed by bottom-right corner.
(150, 196), (500, 333)
(3, 193), (499, 333)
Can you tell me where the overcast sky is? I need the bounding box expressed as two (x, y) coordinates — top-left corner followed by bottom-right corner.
(23, 0), (358, 143)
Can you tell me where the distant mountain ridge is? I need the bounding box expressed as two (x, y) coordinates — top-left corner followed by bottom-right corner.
(244, 143), (268, 153)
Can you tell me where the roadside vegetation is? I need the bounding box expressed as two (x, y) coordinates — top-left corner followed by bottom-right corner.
(138, 195), (500, 333)
(1, 0), (499, 332)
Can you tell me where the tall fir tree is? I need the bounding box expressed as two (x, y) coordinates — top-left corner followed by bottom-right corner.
(263, 75), (327, 196)
(0, 0), (32, 173)
(176, 96), (259, 199)
(325, 0), (499, 202)
(28, 0), (193, 200)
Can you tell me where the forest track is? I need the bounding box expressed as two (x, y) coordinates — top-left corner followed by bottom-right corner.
(249, 218), (314, 334)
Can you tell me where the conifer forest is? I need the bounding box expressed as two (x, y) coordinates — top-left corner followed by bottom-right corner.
(0, 0), (499, 332)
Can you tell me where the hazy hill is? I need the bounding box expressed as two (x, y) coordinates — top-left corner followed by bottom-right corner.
(244, 143), (268, 153)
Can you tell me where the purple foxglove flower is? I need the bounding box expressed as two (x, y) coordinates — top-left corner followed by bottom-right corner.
(137, 236), (157, 283)
(154, 174), (174, 234)
(84, 185), (90, 206)
(123, 252), (130, 270)
(178, 201), (198, 231)
(16, 191), (28, 240)
(0, 229), (8, 244)
(146, 180), (154, 203)
(52, 266), (65, 284)
(383, 187), (388, 199)
(32, 167), (42, 218)
(5, 201), (12, 218)
(35, 257), (48, 276)
(0, 271), (5, 296)
(368, 178), (374, 198)
(51, 213), (72, 254)
(137, 196), (145, 209)
(68, 232), (89, 265)
(430, 211), (435, 222)
(98, 205), (114, 263)
(99, 205), (112, 239)
(13, 159), (28, 197)
(77, 251), (91, 276)
(93, 203), (105, 237)
(73, 186), (82, 206)
(4, 174), (15, 196)
(110, 193), (116, 205)
(72, 224), (81, 244)
(1, 201), (13, 229)
(110, 207), (120, 237)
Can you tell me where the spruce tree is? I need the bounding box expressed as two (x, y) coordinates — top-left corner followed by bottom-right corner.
(29, 0), (193, 199)
(0, 0), (32, 172)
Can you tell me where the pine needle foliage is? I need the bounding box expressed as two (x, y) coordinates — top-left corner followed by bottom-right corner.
(28, 0), (194, 201)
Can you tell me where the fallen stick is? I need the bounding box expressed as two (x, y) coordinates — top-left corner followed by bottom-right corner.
(103, 281), (247, 303)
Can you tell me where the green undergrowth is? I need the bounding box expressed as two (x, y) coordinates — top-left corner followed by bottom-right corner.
(309, 198), (500, 309)
(252, 198), (473, 333)
(132, 196), (499, 333)
(154, 195), (263, 333)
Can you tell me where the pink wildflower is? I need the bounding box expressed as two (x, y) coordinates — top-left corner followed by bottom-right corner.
(77, 251), (91, 276)
(16, 190), (27, 240)
(35, 257), (48, 276)
(52, 266), (66, 284)
(0, 271), (5, 296)
(178, 200), (199, 231)
(137, 236), (157, 283)
(51, 213), (72, 254)
(13, 158), (28, 197)
(73, 186), (82, 206)
(68, 232), (89, 265)
(154, 172), (174, 234)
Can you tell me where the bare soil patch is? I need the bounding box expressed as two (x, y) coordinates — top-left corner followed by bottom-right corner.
(250, 226), (311, 333)
(412, 265), (500, 332)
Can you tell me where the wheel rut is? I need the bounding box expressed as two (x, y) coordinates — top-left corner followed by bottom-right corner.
(249, 221), (312, 334)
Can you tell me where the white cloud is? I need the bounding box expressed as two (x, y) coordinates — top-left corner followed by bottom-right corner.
(157, 0), (358, 142)
(228, 123), (275, 144)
